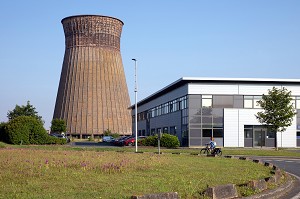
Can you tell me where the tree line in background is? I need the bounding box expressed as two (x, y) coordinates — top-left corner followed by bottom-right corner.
(0, 101), (67, 145)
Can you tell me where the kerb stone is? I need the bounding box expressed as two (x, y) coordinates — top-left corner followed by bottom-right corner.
(205, 184), (238, 199)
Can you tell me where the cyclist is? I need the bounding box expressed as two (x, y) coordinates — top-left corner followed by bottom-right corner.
(208, 137), (217, 154)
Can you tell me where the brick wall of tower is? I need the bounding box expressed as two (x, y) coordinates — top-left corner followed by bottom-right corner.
(53, 15), (132, 137)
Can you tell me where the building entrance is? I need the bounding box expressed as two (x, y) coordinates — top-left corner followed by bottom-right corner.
(254, 128), (266, 147)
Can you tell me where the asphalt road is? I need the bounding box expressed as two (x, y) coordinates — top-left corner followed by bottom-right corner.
(255, 156), (300, 199)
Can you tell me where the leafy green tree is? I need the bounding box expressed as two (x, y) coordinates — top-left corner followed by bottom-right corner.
(51, 118), (67, 133)
(4, 116), (48, 145)
(256, 87), (297, 150)
(7, 101), (43, 124)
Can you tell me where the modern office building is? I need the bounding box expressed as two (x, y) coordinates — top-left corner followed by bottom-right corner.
(131, 77), (300, 147)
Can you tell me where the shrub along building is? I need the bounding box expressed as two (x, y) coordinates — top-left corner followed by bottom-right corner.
(131, 77), (300, 148)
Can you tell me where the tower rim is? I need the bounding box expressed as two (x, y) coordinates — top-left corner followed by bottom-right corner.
(61, 15), (124, 25)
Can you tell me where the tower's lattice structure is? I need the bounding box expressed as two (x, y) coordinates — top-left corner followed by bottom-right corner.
(53, 15), (132, 137)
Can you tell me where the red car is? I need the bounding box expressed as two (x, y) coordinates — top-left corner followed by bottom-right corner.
(123, 136), (147, 146)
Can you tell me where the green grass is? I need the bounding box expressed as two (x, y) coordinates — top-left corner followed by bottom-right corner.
(0, 147), (275, 199)
(1, 141), (299, 157)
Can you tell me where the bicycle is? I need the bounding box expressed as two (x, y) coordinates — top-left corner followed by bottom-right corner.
(200, 144), (222, 156)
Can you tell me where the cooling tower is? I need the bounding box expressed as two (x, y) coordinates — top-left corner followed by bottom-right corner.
(53, 15), (132, 138)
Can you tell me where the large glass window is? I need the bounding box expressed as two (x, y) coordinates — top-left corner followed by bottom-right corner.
(189, 95), (201, 108)
(213, 95), (234, 108)
(190, 129), (201, 137)
(213, 129), (223, 137)
(202, 129), (212, 137)
(233, 95), (244, 108)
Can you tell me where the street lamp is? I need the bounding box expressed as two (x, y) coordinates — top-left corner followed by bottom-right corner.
(132, 58), (138, 152)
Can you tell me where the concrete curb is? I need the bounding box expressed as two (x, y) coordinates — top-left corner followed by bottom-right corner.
(242, 173), (294, 199)
(203, 156), (294, 199)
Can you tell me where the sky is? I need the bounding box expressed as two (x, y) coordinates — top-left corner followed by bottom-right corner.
(0, 1), (300, 129)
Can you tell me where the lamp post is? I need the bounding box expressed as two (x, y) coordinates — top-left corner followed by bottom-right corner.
(132, 58), (138, 152)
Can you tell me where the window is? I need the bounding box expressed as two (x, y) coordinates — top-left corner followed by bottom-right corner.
(202, 95), (212, 107)
(202, 129), (212, 137)
(151, 128), (155, 135)
(189, 95), (201, 108)
(253, 96), (262, 108)
(170, 126), (177, 135)
(213, 129), (223, 138)
(297, 131), (300, 139)
(267, 131), (275, 138)
(213, 95), (234, 108)
(163, 127), (168, 134)
(244, 96), (253, 108)
(244, 129), (253, 138)
(233, 95), (244, 108)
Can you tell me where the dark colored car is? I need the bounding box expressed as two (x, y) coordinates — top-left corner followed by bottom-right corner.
(115, 136), (133, 146)
(123, 136), (147, 146)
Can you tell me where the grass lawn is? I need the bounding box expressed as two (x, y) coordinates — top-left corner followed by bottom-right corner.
(0, 146), (275, 199)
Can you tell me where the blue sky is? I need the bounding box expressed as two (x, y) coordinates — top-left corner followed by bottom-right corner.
(0, 1), (300, 129)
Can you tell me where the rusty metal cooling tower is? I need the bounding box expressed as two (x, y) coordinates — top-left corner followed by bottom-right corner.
(53, 15), (132, 138)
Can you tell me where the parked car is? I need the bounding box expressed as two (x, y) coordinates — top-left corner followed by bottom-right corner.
(123, 136), (147, 146)
(116, 136), (133, 146)
(113, 136), (128, 145)
(102, 136), (115, 142)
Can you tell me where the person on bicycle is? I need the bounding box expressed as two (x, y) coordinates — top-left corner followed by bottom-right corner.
(208, 137), (217, 153)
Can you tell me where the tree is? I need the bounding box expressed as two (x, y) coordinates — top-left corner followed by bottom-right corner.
(256, 87), (297, 150)
(4, 116), (48, 145)
(7, 101), (43, 124)
(51, 118), (67, 134)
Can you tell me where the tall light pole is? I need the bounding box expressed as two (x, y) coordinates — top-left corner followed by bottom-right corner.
(132, 58), (138, 152)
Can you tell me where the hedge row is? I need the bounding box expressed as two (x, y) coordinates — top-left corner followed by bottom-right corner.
(140, 134), (180, 148)
(0, 116), (66, 145)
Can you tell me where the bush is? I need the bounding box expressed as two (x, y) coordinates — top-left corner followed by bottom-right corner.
(46, 136), (67, 145)
(3, 116), (49, 145)
(140, 134), (180, 148)
(160, 134), (180, 148)
(142, 135), (158, 146)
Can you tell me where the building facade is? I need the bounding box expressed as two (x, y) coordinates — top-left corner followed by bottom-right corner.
(131, 77), (300, 147)
(53, 15), (132, 138)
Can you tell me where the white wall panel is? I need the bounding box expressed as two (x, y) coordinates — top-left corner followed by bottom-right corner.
(189, 83), (239, 95)
(284, 86), (300, 96)
(276, 116), (297, 148)
(238, 85), (281, 95)
(224, 109), (239, 147)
